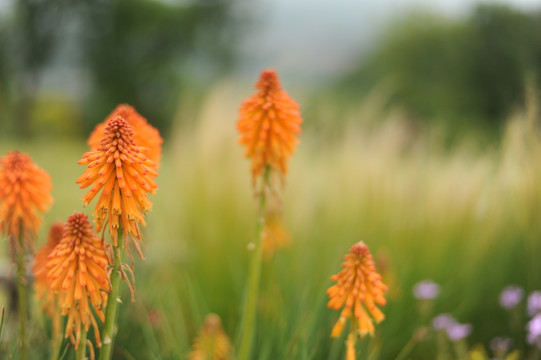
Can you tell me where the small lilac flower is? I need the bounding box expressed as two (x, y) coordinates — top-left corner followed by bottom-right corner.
(528, 291), (541, 317)
(490, 337), (512, 353)
(413, 280), (440, 300)
(499, 285), (524, 310)
(527, 313), (541, 349)
(432, 313), (455, 331)
(446, 322), (473, 342)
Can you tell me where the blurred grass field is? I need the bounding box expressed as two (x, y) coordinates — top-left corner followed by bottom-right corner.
(1, 81), (541, 359)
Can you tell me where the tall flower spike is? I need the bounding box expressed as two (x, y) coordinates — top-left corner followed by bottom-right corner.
(88, 104), (163, 169)
(327, 242), (387, 339)
(76, 116), (158, 258)
(0, 151), (53, 253)
(33, 222), (64, 317)
(189, 314), (234, 360)
(237, 69), (302, 184)
(46, 213), (110, 348)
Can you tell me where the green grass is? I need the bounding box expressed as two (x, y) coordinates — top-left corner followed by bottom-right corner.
(0, 86), (540, 359)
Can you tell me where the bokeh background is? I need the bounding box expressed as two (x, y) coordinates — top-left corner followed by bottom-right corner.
(1, 0), (541, 359)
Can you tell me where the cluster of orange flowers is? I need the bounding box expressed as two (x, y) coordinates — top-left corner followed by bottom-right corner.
(238, 70), (387, 360)
(237, 69), (302, 185)
(0, 69), (389, 359)
(0, 104), (162, 353)
(77, 114), (159, 259)
(46, 213), (110, 347)
(327, 242), (387, 358)
(0, 151), (53, 253)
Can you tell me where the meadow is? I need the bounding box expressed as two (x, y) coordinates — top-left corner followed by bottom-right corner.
(0, 80), (540, 359)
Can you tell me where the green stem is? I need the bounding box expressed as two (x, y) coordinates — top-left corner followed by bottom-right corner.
(16, 234), (28, 360)
(238, 167), (270, 360)
(50, 309), (62, 360)
(76, 327), (88, 360)
(395, 331), (419, 360)
(99, 233), (125, 360)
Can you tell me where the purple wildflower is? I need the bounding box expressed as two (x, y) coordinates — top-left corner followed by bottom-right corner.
(413, 280), (440, 300)
(432, 313), (455, 331)
(527, 314), (541, 349)
(528, 291), (541, 317)
(499, 285), (524, 310)
(446, 323), (473, 342)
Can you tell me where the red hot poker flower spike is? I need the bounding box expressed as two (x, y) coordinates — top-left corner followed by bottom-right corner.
(76, 116), (158, 258)
(237, 69), (302, 184)
(327, 241), (387, 338)
(46, 213), (110, 348)
(0, 150), (53, 253)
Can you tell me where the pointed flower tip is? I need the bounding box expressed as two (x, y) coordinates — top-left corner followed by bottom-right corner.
(350, 241), (370, 257)
(327, 241), (387, 339)
(88, 104), (163, 168)
(256, 69), (281, 91)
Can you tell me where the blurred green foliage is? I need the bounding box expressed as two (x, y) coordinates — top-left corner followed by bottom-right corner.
(0, 0), (237, 138)
(338, 4), (541, 135)
(1, 82), (541, 358)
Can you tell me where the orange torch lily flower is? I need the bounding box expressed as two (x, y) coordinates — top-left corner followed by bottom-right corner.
(189, 314), (234, 360)
(76, 116), (158, 258)
(46, 213), (110, 348)
(0, 150), (53, 253)
(237, 69), (302, 184)
(88, 104), (163, 169)
(327, 242), (387, 339)
(33, 222), (64, 316)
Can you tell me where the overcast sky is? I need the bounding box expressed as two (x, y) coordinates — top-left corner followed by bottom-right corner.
(236, 0), (541, 83)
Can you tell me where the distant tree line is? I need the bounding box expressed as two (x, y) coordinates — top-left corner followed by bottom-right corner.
(0, 0), (237, 138)
(338, 4), (541, 134)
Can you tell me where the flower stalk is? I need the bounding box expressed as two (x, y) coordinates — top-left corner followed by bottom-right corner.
(16, 233), (28, 360)
(76, 327), (88, 360)
(236, 70), (302, 359)
(99, 233), (125, 360)
(238, 166), (270, 360)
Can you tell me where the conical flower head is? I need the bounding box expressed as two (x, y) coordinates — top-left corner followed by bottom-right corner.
(189, 314), (234, 360)
(327, 241), (387, 338)
(33, 222), (64, 317)
(237, 69), (302, 184)
(46, 213), (110, 348)
(88, 104), (163, 169)
(77, 116), (158, 257)
(0, 150), (53, 252)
